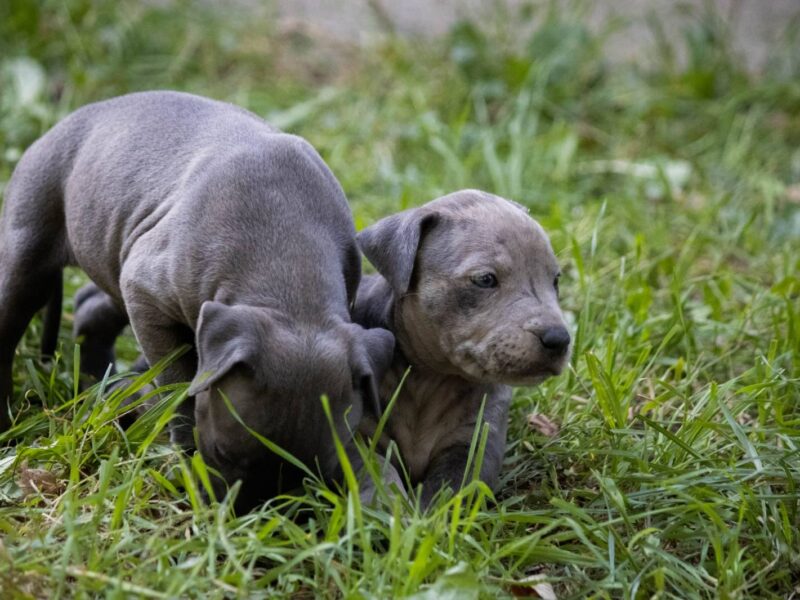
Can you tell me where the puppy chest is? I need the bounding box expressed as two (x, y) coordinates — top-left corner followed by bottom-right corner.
(383, 380), (470, 483)
(390, 414), (439, 482)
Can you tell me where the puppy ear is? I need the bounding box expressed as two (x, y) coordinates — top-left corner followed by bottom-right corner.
(350, 326), (395, 418)
(357, 209), (439, 295)
(188, 301), (261, 396)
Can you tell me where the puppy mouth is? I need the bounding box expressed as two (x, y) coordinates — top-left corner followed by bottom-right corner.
(492, 362), (563, 386)
(452, 358), (491, 383)
(454, 343), (567, 385)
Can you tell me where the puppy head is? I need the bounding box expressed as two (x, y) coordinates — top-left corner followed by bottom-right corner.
(188, 302), (394, 511)
(358, 189), (570, 386)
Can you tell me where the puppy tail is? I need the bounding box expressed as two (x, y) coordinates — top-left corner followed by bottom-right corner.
(40, 271), (63, 358)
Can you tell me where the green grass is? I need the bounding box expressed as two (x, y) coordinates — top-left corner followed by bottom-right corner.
(1, 1), (799, 597)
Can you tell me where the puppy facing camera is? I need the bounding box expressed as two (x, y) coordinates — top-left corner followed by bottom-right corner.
(354, 189), (570, 507)
(0, 90), (567, 512)
(66, 189), (570, 511)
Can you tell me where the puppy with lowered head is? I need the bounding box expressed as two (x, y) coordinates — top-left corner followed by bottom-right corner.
(0, 91), (394, 512)
(70, 188), (568, 508)
(354, 190), (570, 506)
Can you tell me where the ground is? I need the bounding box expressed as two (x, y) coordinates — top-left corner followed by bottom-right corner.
(0, 1), (798, 597)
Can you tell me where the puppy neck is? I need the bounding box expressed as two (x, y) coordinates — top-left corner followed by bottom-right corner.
(353, 274), (477, 382)
(392, 296), (462, 377)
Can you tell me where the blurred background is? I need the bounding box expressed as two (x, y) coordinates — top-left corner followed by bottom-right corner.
(0, 0), (798, 360)
(2, 1), (799, 221)
(2, 4), (800, 595)
(278, 0), (798, 71)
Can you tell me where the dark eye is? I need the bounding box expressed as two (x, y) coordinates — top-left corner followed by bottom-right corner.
(554, 274), (561, 294)
(471, 273), (498, 288)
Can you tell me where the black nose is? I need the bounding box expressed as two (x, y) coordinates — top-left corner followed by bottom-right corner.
(538, 326), (571, 352)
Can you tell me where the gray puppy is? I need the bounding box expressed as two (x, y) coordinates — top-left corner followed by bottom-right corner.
(70, 189), (570, 507)
(354, 190), (570, 506)
(0, 91), (394, 511)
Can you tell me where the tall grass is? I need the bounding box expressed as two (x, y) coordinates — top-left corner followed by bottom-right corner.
(1, 1), (799, 597)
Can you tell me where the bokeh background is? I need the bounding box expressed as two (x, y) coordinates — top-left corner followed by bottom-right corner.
(1, 1), (799, 597)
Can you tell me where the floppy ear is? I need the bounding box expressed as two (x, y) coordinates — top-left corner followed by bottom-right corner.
(188, 301), (262, 396)
(357, 209), (439, 295)
(350, 326), (395, 418)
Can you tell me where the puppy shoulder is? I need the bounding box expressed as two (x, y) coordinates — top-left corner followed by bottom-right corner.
(352, 274), (395, 331)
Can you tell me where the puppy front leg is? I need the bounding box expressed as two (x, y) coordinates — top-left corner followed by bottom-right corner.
(126, 301), (198, 450)
(420, 422), (507, 509)
(419, 444), (473, 508)
(344, 441), (407, 506)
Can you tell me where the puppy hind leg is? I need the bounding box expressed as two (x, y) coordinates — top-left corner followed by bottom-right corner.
(0, 250), (63, 430)
(40, 271), (63, 358)
(73, 282), (130, 383)
(129, 355), (150, 373)
(0, 143), (71, 431)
